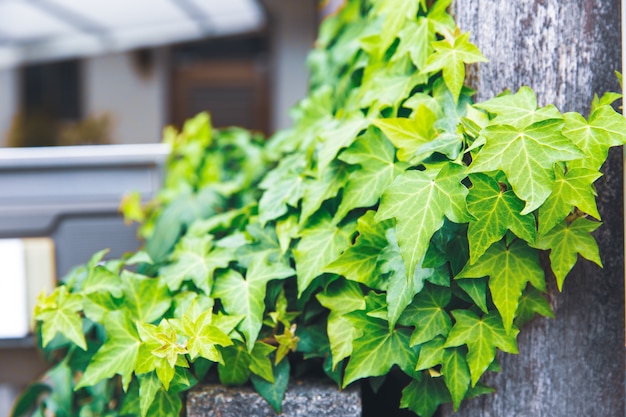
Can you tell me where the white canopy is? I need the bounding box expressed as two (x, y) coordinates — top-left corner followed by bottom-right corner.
(0, 0), (265, 68)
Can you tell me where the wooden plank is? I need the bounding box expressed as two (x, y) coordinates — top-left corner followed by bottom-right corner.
(441, 1), (625, 416)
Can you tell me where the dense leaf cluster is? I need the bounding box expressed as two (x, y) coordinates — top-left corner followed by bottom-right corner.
(16, 0), (626, 416)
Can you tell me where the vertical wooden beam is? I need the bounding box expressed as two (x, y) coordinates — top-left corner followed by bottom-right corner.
(441, 1), (625, 415)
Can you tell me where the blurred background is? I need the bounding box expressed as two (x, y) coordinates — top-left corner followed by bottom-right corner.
(0, 0), (344, 413)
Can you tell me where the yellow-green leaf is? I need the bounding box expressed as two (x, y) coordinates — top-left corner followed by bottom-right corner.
(421, 32), (487, 102)
(470, 119), (584, 214)
(376, 163), (470, 279)
(444, 310), (518, 386)
(457, 240), (545, 332)
(534, 218), (602, 290)
(35, 286), (86, 351)
(76, 311), (141, 390)
(466, 173), (536, 263)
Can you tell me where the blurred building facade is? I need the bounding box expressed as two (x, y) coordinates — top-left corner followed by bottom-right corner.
(0, 1), (318, 147)
(0, 2), (319, 414)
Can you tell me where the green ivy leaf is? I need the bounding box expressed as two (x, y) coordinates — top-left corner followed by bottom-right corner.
(400, 376), (451, 417)
(317, 279), (365, 369)
(384, 249), (435, 329)
(76, 311), (141, 390)
(213, 255), (294, 351)
(276, 214), (299, 254)
(563, 105), (626, 171)
(400, 284), (452, 346)
(457, 240), (545, 332)
(514, 287), (554, 328)
(146, 189), (223, 262)
(466, 173), (536, 263)
(343, 312), (418, 387)
(120, 379), (141, 416)
(336, 129), (408, 221)
(138, 372), (161, 417)
(171, 292), (213, 321)
(236, 223), (284, 268)
(250, 358), (290, 413)
(590, 92), (622, 112)
(396, 17), (431, 69)
(293, 212), (356, 296)
(379, 227), (412, 325)
(456, 278), (489, 314)
(470, 119), (584, 214)
(445, 310), (518, 386)
(135, 320), (188, 390)
(373, 0), (420, 52)
(441, 347), (471, 410)
(300, 161), (351, 225)
(426, 0), (455, 35)
(82, 265), (123, 298)
(174, 310), (233, 362)
(35, 286), (86, 351)
(121, 271), (172, 323)
(421, 32), (488, 102)
(411, 132), (464, 164)
(377, 162), (470, 279)
(538, 167), (602, 234)
(534, 218), (602, 290)
(474, 87), (562, 129)
(160, 235), (233, 294)
(218, 342), (251, 386)
(144, 385), (182, 417)
(324, 211), (389, 289)
(373, 104), (437, 162)
(317, 116), (368, 175)
(10, 382), (51, 417)
(359, 58), (428, 112)
(258, 155), (306, 226)
(83, 292), (122, 322)
(249, 341), (277, 383)
(415, 336), (446, 371)
(44, 360), (74, 416)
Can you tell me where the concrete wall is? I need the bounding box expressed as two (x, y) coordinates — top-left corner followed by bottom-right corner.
(84, 49), (167, 144)
(0, 69), (17, 147)
(262, 0), (318, 131)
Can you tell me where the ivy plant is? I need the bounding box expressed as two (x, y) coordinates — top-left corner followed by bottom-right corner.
(14, 0), (626, 416)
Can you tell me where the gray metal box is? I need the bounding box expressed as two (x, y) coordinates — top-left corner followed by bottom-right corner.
(0, 144), (169, 278)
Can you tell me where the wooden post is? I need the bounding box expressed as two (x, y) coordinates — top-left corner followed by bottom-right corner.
(441, 1), (625, 416)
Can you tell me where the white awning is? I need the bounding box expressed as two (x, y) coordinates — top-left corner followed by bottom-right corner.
(0, 0), (266, 69)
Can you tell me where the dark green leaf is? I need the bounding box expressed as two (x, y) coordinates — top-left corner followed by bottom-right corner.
(250, 358), (290, 413)
(400, 376), (451, 417)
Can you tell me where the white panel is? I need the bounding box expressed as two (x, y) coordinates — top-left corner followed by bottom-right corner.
(0, 1), (74, 41)
(0, 239), (28, 339)
(50, 0), (188, 29)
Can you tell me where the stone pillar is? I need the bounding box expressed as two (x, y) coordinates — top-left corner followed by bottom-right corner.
(186, 381), (361, 417)
(441, 1), (625, 416)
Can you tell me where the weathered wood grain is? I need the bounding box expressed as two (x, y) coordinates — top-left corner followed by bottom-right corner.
(441, 1), (625, 416)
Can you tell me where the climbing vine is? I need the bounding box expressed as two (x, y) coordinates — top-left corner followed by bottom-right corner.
(15, 0), (626, 416)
